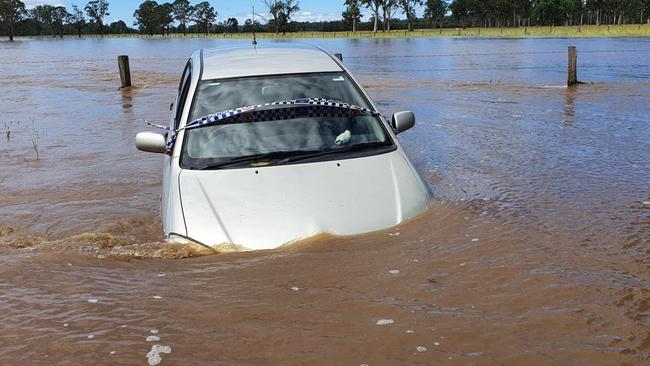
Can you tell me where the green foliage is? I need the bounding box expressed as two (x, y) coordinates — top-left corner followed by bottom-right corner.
(448, 0), (649, 27)
(134, 0), (173, 35)
(0, 0), (25, 23)
(342, 0), (363, 32)
(85, 0), (109, 34)
(400, 0), (423, 30)
(0, 0), (26, 40)
(51, 6), (68, 37)
(68, 5), (85, 37)
(171, 0), (193, 34)
(265, 0), (300, 34)
(424, 0), (447, 26)
(225, 17), (238, 32)
(361, 0), (384, 32)
(2, 0), (650, 40)
(109, 20), (129, 33)
(29, 5), (54, 35)
(243, 18), (262, 33)
(192, 1), (216, 35)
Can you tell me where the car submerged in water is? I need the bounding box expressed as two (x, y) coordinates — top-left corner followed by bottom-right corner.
(136, 44), (431, 251)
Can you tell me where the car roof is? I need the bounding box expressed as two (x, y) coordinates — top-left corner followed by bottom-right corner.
(197, 44), (343, 80)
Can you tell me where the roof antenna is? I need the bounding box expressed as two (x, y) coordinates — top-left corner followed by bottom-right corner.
(252, 5), (258, 46)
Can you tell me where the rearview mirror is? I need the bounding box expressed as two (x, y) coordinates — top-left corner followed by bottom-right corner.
(391, 111), (415, 134)
(135, 132), (167, 154)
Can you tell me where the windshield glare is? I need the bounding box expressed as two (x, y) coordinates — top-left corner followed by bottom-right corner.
(182, 73), (393, 168)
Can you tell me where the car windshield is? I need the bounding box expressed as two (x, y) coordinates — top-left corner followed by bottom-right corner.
(181, 73), (393, 169)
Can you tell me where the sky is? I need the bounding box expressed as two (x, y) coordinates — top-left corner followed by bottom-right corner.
(21, 0), (394, 26)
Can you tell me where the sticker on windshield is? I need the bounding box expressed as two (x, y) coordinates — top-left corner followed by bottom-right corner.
(332, 76), (345, 82)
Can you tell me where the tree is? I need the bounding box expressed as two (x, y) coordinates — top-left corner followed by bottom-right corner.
(31, 5), (54, 36)
(134, 0), (172, 36)
(424, 0), (446, 28)
(156, 2), (173, 34)
(443, 0), (635, 27)
(643, 0), (650, 23)
(400, 0), (423, 30)
(193, 1), (216, 35)
(342, 0), (362, 32)
(0, 0), (25, 41)
(281, 0), (300, 33)
(449, 0), (474, 28)
(264, 0), (300, 34)
(264, 0), (284, 33)
(243, 18), (261, 32)
(85, 0), (109, 36)
(382, 0), (398, 31)
(171, 0), (193, 35)
(362, 0), (383, 33)
(68, 5), (86, 37)
(51, 6), (68, 38)
(533, 0), (565, 25)
(52, 6), (68, 37)
(109, 20), (129, 33)
(134, 0), (160, 35)
(512, 0), (532, 26)
(225, 17), (238, 32)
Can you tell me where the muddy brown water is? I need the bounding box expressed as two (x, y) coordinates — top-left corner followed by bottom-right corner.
(0, 37), (649, 365)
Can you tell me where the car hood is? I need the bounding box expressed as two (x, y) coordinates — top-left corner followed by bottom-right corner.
(178, 150), (430, 250)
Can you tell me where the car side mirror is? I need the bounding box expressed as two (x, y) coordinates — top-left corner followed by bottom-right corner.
(135, 132), (167, 154)
(391, 111), (415, 134)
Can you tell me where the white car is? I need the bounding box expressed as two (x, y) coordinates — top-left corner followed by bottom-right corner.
(136, 44), (431, 251)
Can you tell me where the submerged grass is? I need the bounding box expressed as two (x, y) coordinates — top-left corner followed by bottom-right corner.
(31, 138), (39, 160)
(26, 24), (650, 40)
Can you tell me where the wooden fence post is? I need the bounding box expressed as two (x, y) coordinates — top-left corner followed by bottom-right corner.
(117, 55), (131, 88)
(335, 53), (343, 62)
(568, 46), (578, 86)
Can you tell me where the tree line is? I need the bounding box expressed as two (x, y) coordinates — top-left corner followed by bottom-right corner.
(2, 0), (650, 41)
(348, 0), (650, 32)
(0, 0), (113, 40)
(444, 0), (650, 28)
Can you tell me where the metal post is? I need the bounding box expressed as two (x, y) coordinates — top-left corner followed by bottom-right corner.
(118, 55), (131, 88)
(568, 46), (578, 86)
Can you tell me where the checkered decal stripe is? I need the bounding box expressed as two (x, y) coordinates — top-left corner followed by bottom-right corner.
(188, 98), (379, 129)
(147, 98), (381, 153)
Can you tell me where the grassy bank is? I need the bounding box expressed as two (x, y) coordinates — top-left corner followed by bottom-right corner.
(9, 24), (650, 41)
(218, 24), (650, 38)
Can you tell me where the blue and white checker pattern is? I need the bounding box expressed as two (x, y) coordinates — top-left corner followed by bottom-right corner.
(187, 98), (379, 129)
(148, 98), (382, 153)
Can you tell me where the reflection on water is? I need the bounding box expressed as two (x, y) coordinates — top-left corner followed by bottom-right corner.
(563, 86), (576, 125)
(1, 37), (649, 365)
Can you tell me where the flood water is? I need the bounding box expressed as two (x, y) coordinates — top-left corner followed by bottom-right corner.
(1, 37), (649, 365)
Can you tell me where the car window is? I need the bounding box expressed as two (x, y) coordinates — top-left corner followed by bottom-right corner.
(173, 60), (192, 130)
(181, 72), (394, 169)
(190, 73), (371, 122)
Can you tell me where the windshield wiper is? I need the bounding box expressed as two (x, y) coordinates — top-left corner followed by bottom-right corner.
(194, 143), (392, 170)
(197, 151), (291, 170)
(283, 142), (392, 163)
(196, 149), (333, 170)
